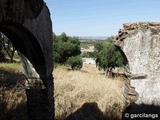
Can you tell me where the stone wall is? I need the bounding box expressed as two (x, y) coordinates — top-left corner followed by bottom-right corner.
(115, 22), (160, 106)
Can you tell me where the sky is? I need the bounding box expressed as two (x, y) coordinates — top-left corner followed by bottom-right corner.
(45, 0), (160, 37)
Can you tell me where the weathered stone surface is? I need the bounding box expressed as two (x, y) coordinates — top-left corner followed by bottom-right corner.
(115, 22), (160, 106)
(0, 0), (44, 23)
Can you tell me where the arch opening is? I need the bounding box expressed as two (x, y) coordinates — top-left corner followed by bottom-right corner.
(0, 22), (54, 120)
(0, 23), (47, 78)
(115, 45), (130, 74)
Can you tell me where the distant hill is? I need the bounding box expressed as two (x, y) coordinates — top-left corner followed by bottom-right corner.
(78, 36), (108, 38)
(79, 37), (107, 42)
(78, 36), (108, 41)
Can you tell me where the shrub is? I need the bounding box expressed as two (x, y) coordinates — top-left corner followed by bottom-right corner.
(66, 56), (83, 70)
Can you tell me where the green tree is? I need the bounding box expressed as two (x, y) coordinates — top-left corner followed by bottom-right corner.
(66, 56), (83, 70)
(81, 52), (96, 58)
(95, 36), (124, 76)
(94, 42), (104, 52)
(106, 36), (115, 43)
(58, 32), (68, 42)
(53, 32), (81, 66)
(0, 32), (16, 62)
(68, 36), (80, 45)
(52, 32), (57, 42)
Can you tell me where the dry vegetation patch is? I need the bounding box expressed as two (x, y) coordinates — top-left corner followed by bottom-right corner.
(0, 63), (125, 120)
(0, 63), (27, 120)
(54, 64), (125, 120)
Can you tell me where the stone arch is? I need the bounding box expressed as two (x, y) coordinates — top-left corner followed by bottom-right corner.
(114, 35), (140, 112)
(0, 24), (46, 76)
(115, 45), (130, 73)
(0, 0), (54, 120)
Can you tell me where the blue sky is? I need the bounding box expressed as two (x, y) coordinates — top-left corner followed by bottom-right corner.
(45, 0), (160, 37)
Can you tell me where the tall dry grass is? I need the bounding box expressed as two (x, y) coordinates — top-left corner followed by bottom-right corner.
(0, 63), (125, 120)
(54, 64), (125, 120)
(0, 63), (27, 120)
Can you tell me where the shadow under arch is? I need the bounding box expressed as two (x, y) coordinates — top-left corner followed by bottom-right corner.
(0, 22), (46, 77)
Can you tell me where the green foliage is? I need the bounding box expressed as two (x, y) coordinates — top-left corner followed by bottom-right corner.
(95, 36), (124, 76)
(66, 56), (83, 70)
(80, 42), (90, 49)
(13, 53), (19, 59)
(54, 63), (61, 68)
(94, 42), (104, 52)
(80, 40), (106, 49)
(81, 52), (96, 58)
(106, 36), (115, 43)
(0, 32), (16, 63)
(53, 32), (81, 66)
(68, 36), (80, 45)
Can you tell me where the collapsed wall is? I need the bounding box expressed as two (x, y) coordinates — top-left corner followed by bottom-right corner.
(115, 22), (160, 106)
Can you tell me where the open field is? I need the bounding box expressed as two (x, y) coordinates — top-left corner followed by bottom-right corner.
(0, 63), (27, 120)
(54, 64), (125, 120)
(0, 63), (125, 120)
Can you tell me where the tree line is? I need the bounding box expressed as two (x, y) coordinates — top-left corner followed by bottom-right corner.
(0, 32), (124, 75)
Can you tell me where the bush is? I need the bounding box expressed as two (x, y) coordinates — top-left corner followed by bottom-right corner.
(66, 56), (83, 70)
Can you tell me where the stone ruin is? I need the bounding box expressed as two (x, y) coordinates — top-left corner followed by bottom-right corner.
(1, 0), (160, 119)
(115, 22), (160, 112)
(0, 0), (54, 119)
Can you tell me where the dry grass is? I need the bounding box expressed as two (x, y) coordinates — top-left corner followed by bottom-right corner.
(0, 63), (21, 71)
(0, 63), (27, 120)
(0, 63), (125, 120)
(54, 64), (125, 120)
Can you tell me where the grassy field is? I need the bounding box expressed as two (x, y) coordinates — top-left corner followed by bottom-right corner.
(0, 63), (125, 120)
(54, 64), (125, 120)
(0, 63), (27, 120)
